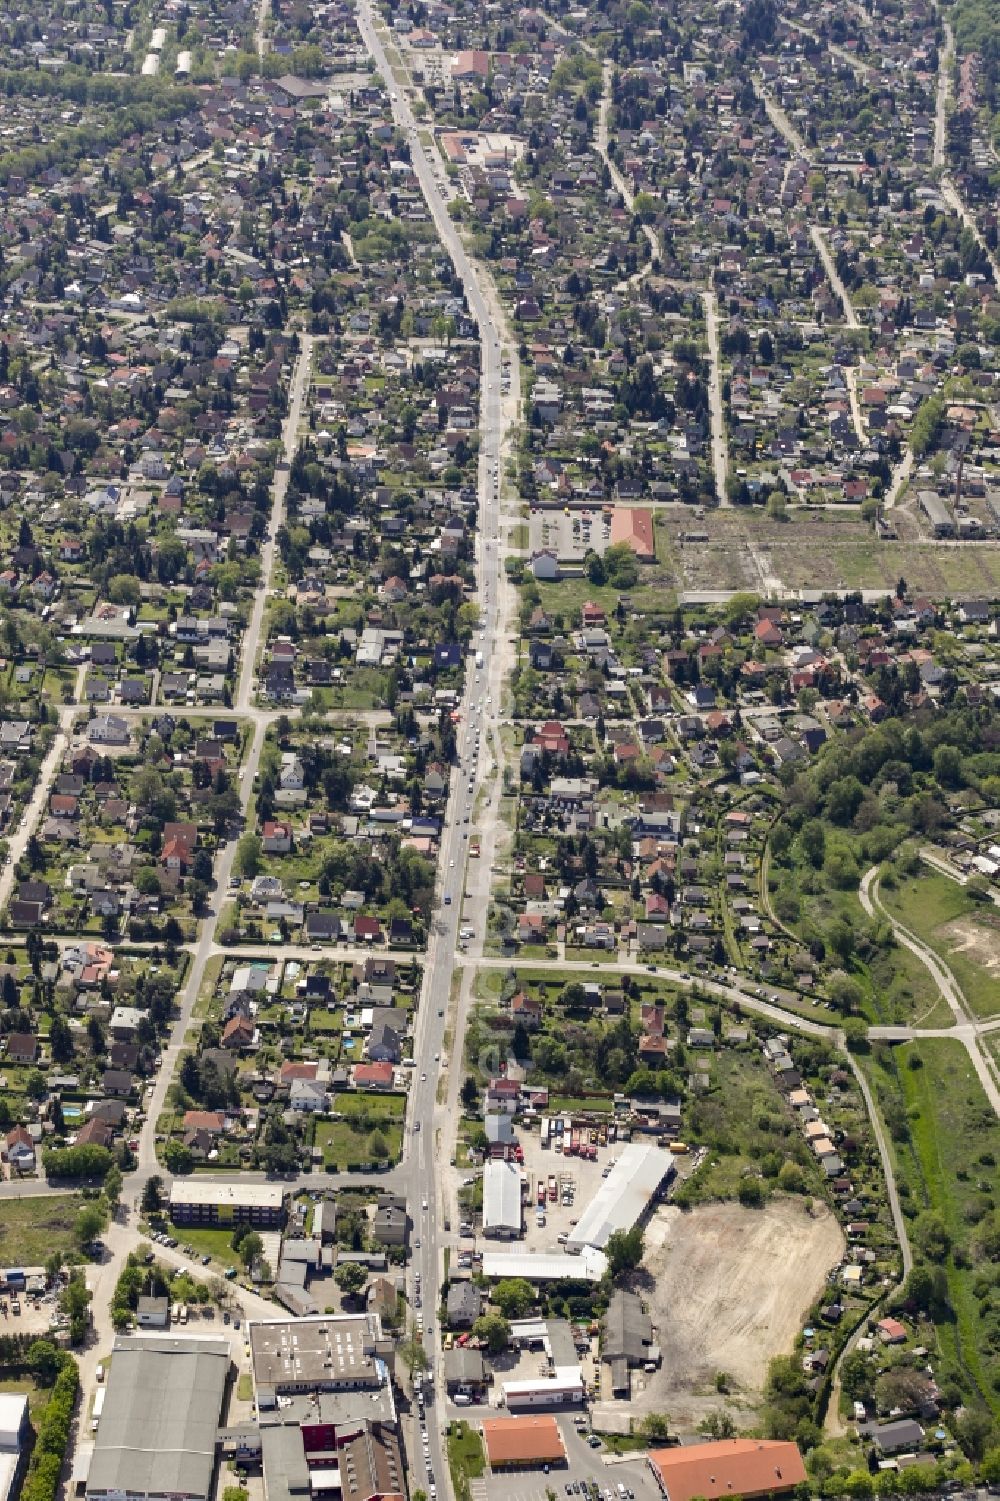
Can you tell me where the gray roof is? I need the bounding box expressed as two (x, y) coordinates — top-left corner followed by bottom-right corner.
(87, 1336), (229, 1501)
(602, 1290), (652, 1364)
(444, 1347), (485, 1385)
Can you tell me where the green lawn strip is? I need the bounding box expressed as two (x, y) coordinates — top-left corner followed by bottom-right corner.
(446, 1419), (485, 1501)
(870, 1038), (1000, 1413)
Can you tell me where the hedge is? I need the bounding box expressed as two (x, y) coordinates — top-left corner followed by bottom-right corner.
(21, 1360), (79, 1501)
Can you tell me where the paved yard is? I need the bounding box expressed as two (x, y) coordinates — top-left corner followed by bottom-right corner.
(476, 1418), (659, 1501)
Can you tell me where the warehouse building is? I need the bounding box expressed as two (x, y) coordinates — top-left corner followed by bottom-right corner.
(481, 1415), (566, 1470)
(169, 1179), (286, 1228)
(602, 1290), (657, 1395)
(482, 1248), (607, 1282)
(482, 1160), (522, 1239)
(567, 1143), (674, 1252)
(85, 1336), (230, 1501)
(0, 1393), (30, 1501)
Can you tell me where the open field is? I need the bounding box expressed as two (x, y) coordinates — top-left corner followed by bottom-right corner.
(657, 508), (1000, 596)
(633, 1198), (845, 1429)
(865, 1038), (1000, 1414)
(0, 1194), (86, 1266)
(881, 868), (1000, 1018)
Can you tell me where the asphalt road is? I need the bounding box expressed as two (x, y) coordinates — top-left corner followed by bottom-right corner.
(355, 8), (514, 1493)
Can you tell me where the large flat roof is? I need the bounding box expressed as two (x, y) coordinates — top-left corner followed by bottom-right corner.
(567, 1143), (673, 1251)
(86, 1336), (229, 1501)
(482, 1248), (607, 1282)
(250, 1314), (383, 1392)
(169, 1179), (285, 1209)
(482, 1415), (565, 1466)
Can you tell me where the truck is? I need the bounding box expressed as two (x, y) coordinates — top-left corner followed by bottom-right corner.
(547, 1174), (557, 1202)
(537, 1181), (546, 1207)
(540, 1117), (550, 1149)
(91, 1387), (105, 1434)
(474, 651), (484, 669)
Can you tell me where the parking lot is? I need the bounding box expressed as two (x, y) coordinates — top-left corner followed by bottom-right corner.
(475, 1420), (660, 1501)
(517, 1125), (618, 1248)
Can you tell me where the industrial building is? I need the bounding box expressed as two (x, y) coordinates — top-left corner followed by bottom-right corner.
(501, 1370), (584, 1408)
(85, 1336), (230, 1501)
(481, 1415), (566, 1469)
(647, 1440), (806, 1501)
(602, 1290), (657, 1395)
(168, 1179), (286, 1227)
(259, 1418), (405, 1501)
(250, 1314), (391, 1399)
(482, 1159), (523, 1238)
(0, 1393), (29, 1501)
(481, 1248), (607, 1282)
(567, 1143), (674, 1252)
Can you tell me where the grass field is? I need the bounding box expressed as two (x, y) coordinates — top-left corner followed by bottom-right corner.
(865, 1039), (1000, 1414)
(315, 1095), (406, 1169)
(166, 1223), (238, 1265)
(0, 1194), (86, 1266)
(881, 868), (1000, 1019)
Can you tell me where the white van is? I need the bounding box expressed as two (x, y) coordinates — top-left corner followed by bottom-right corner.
(453, 1393), (471, 1406)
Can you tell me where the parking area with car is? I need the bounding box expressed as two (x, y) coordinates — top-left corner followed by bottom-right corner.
(475, 1419), (659, 1501)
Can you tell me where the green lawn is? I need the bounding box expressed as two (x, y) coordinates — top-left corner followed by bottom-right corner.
(0, 1194), (86, 1266)
(167, 1223), (239, 1264)
(865, 1038), (1000, 1414)
(881, 868), (1000, 1018)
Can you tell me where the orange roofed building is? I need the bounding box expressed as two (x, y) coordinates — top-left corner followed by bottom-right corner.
(648, 1440), (806, 1501)
(610, 506), (655, 561)
(482, 1416), (565, 1470)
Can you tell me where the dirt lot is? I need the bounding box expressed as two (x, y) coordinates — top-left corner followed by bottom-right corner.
(941, 915), (1000, 975)
(623, 1198), (845, 1430)
(658, 506), (1000, 597)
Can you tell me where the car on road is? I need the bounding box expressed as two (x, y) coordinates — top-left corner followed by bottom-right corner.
(201, 1254), (211, 1265)
(422, 1199), (428, 1210)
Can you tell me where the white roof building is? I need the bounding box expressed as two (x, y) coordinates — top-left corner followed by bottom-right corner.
(566, 1143), (674, 1252)
(482, 1160), (523, 1239)
(481, 1248), (608, 1282)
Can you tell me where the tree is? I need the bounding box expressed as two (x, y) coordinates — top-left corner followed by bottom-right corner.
(368, 1129), (389, 1162)
(141, 1175), (164, 1214)
(240, 1232), (264, 1270)
(914, 1211), (951, 1263)
(639, 1412), (671, 1442)
(491, 1278), (535, 1320)
(74, 1203), (108, 1250)
(840, 1350), (876, 1404)
(399, 1326), (429, 1375)
(738, 1177), (765, 1207)
(472, 1312), (511, 1353)
(605, 1227), (644, 1277)
(334, 1261), (368, 1295)
(103, 1165), (122, 1210)
(26, 1339), (63, 1386)
(48, 1015), (74, 1064)
(163, 1141), (194, 1174)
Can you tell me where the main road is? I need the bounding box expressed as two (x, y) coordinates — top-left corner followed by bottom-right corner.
(355, 5), (515, 1494)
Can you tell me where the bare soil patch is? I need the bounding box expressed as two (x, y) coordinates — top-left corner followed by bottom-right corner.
(629, 1197), (844, 1430)
(939, 914), (1000, 974)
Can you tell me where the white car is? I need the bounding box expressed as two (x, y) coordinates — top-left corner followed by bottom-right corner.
(422, 1199), (429, 1210)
